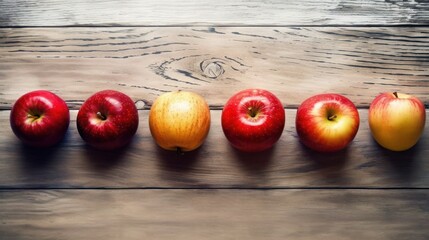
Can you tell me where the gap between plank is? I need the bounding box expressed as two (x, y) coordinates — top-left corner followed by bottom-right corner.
(1, 187), (428, 191)
(1, 24), (429, 28)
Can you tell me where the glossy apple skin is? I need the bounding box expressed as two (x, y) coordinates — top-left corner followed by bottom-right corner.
(221, 89), (285, 152)
(149, 91), (211, 152)
(77, 90), (139, 150)
(10, 90), (70, 147)
(295, 93), (360, 153)
(369, 92), (426, 151)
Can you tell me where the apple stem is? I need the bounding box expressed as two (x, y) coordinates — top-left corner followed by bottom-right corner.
(393, 92), (398, 98)
(176, 147), (184, 156)
(328, 115), (337, 121)
(96, 112), (107, 121)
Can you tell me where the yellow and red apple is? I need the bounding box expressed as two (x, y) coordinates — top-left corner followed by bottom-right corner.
(369, 92), (426, 151)
(295, 93), (360, 152)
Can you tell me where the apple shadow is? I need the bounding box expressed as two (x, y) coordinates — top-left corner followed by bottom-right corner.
(15, 130), (73, 186)
(372, 138), (419, 182)
(296, 142), (350, 184)
(298, 142), (349, 168)
(82, 141), (131, 171)
(18, 130), (71, 170)
(231, 145), (275, 174)
(156, 145), (201, 172)
(18, 144), (61, 170)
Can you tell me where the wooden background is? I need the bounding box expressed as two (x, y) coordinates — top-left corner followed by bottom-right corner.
(0, 1), (428, 239)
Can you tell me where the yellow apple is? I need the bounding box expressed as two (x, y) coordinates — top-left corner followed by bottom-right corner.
(369, 92), (426, 151)
(149, 91), (211, 152)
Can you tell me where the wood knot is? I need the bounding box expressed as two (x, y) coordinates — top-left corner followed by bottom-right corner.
(200, 59), (225, 79)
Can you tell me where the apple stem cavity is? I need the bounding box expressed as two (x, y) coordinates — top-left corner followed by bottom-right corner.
(96, 112), (107, 121)
(393, 92), (398, 98)
(326, 109), (337, 121)
(247, 107), (258, 118)
(27, 113), (41, 122)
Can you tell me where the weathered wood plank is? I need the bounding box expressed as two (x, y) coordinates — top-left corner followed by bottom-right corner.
(0, 189), (428, 240)
(1, 0), (429, 26)
(1, 109), (428, 188)
(1, 27), (428, 109)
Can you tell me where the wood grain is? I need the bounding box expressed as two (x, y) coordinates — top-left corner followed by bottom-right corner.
(1, 189), (428, 240)
(1, 109), (428, 189)
(1, 27), (428, 109)
(1, 0), (429, 26)
(1, 2), (428, 239)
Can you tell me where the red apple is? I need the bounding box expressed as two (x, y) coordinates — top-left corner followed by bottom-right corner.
(369, 92), (426, 151)
(77, 90), (139, 150)
(295, 93), (360, 152)
(10, 90), (70, 147)
(221, 89), (285, 152)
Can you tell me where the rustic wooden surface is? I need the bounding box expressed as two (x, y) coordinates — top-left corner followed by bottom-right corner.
(1, 189), (428, 240)
(1, 110), (428, 189)
(1, 27), (428, 109)
(1, 0), (429, 26)
(1, 1), (428, 239)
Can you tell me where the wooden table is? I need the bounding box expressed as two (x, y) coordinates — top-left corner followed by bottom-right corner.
(1, 1), (428, 239)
